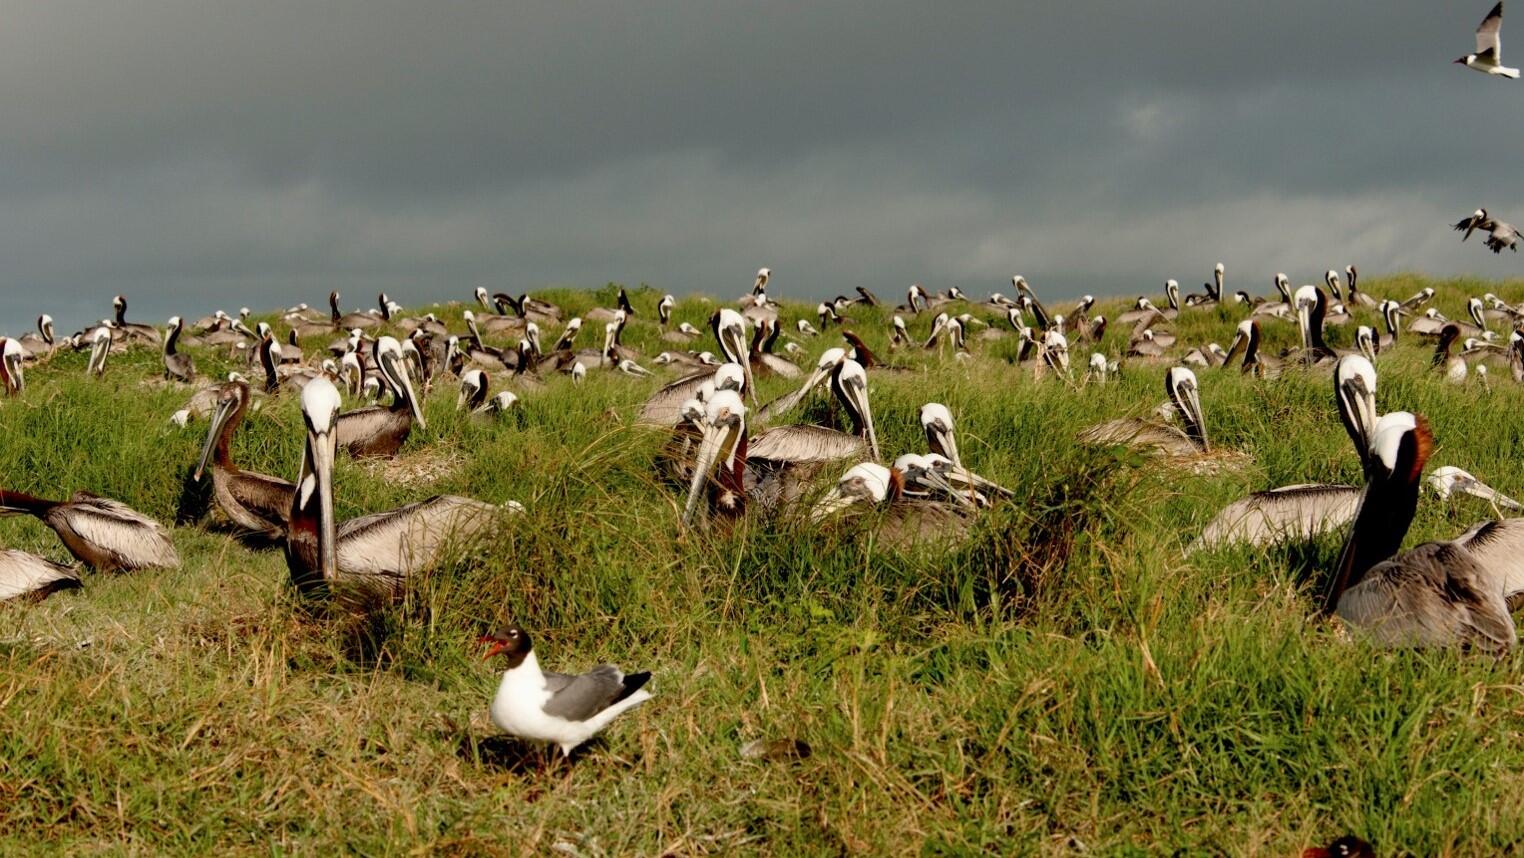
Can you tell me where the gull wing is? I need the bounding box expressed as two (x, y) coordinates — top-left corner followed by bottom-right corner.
(542, 665), (650, 721)
(1478, 2), (1505, 57)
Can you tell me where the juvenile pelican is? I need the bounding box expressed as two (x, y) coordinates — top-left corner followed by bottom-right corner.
(286, 379), (508, 598)
(194, 380), (295, 538)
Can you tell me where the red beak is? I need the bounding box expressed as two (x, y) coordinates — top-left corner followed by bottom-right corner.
(477, 635), (506, 660)
(1302, 850), (1331, 858)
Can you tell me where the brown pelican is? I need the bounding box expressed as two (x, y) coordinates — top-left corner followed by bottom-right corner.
(750, 319), (801, 378)
(584, 288), (636, 325)
(1324, 412), (1518, 652)
(1429, 466), (1523, 511)
(682, 360), (878, 523)
(162, 317), (196, 382)
(286, 378), (508, 598)
(335, 336), (426, 458)
(111, 295), (161, 344)
(1292, 285), (1341, 364)
(640, 362), (745, 427)
(458, 369), (489, 411)
(1079, 366), (1206, 456)
(1221, 319), (1282, 378)
(710, 308), (756, 403)
(85, 326), (112, 377)
(1252, 273), (1295, 319)
(17, 314), (56, 359)
(0, 338), (23, 396)
(460, 311), (511, 370)
(0, 489), (179, 572)
(1192, 356), (1377, 551)
(0, 550), (80, 602)
(1343, 265), (1376, 308)
(810, 462), (971, 545)
(1432, 324), (1468, 384)
(193, 380), (295, 538)
(329, 291), (381, 330)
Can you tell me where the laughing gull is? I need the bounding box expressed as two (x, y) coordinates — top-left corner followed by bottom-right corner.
(1456, 3), (1519, 78)
(480, 625), (653, 756)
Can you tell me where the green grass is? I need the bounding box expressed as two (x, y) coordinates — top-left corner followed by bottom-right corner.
(3, 275), (1524, 854)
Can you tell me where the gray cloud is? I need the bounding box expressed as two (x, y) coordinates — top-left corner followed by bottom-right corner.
(0, 1), (1519, 331)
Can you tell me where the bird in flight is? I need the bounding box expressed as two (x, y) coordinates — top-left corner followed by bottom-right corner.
(1456, 3), (1519, 78)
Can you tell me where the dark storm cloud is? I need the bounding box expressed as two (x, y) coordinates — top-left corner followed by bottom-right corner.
(0, 1), (1518, 330)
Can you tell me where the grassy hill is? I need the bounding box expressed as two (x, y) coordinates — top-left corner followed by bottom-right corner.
(3, 274), (1524, 854)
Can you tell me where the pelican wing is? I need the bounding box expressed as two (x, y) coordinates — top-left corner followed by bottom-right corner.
(0, 550), (80, 601)
(1452, 519), (1524, 602)
(1339, 542), (1515, 652)
(757, 354), (802, 378)
(336, 407), (408, 457)
(55, 494), (180, 570)
(1077, 419), (1196, 457)
(1191, 484), (1360, 551)
(337, 495), (500, 582)
(748, 425), (865, 464)
(636, 370), (710, 427)
(224, 470), (295, 529)
(542, 665), (635, 720)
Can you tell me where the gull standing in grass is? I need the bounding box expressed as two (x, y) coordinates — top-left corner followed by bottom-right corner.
(480, 625), (652, 757)
(1456, 3), (1519, 77)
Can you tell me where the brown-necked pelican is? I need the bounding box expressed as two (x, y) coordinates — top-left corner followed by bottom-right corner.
(111, 295), (161, 344)
(458, 369), (489, 411)
(1432, 324), (1468, 384)
(0, 338), (23, 396)
(17, 315), (56, 360)
(0, 549), (80, 602)
(194, 380), (295, 538)
(1343, 265), (1377, 308)
(1221, 319), (1282, 378)
(1192, 355), (1377, 551)
(1292, 285), (1341, 364)
(329, 290), (381, 330)
(162, 317), (195, 382)
(1079, 366), (1206, 456)
(710, 308), (756, 402)
(0, 489), (179, 572)
(286, 378), (509, 598)
(335, 336), (426, 458)
(1324, 412), (1520, 652)
(750, 319), (801, 378)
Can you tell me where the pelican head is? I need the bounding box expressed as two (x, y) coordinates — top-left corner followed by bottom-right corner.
(375, 336), (425, 429)
(1428, 465), (1523, 510)
(474, 287), (491, 309)
(458, 369), (487, 410)
(1334, 355), (1379, 466)
(291, 378), (343, 593)
(195, 380), (250, 480)
(1043, 330), (1070, 372)
(1354, 326), (1377, 361)
(711, 308), (754, 400)
(713, 362), (746, 394)
(1294, 284), (1321, 350)
(658, 294), (675, 324)
(1324, 269), (1343, 300)
(488, 391), (519, 414)
(920, 403), (959, 468)
(811, 462), (896, 522)
(1165, 366), (1206, 451)
(86, 326), (112, 376)
(830, 359), (881, 461)
(682, 389), (748, 525)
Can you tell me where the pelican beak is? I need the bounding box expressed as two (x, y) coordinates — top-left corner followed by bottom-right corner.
(1340, 378), (1378, 464)
(194, 393), (238, 480)
(1222, 330), (1246, 365)
(682, 412), (742, 526)
(838, 376), (881, 462)
(719, 325), (755, 402)
(926, 425), (959, 466)
(303, 423), (339, 584)
(385, 351), (426, 429)
(809, 486), (859, 522)
(1296, 299), (1313, 352)
(2, 351), (21, 394)
(1454, 474), (1524, 512)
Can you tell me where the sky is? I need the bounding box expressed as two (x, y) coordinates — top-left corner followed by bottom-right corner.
(0, 1), (1521, 332)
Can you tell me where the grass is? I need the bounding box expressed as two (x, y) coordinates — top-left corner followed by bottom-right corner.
(3, 274), (1524, 854)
